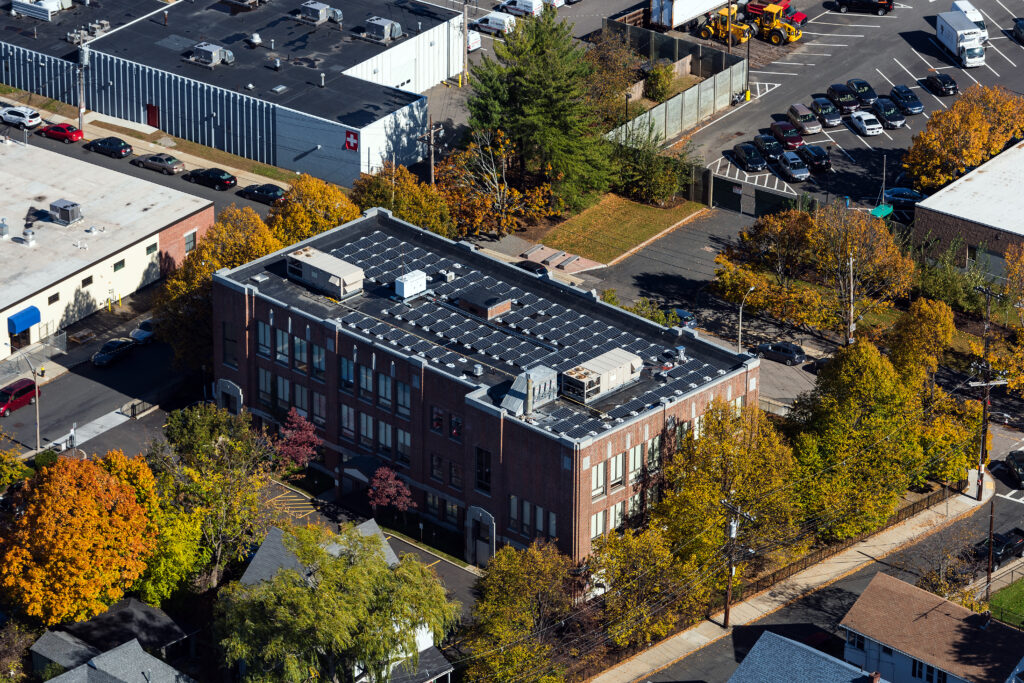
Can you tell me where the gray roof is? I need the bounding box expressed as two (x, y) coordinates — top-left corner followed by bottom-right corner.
(389, 645), (454, 683)
(47, 639), (193, 683)
(59, 598), (188, 653)
(30, 631), (100, 670)
(728, 632), (888, 683)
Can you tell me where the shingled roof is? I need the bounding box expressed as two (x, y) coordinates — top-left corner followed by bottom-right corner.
(728, 632), (887, 683)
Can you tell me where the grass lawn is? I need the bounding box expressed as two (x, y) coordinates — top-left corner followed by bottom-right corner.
(544, 195), (704, 264)
(991, 577), (1024, 626)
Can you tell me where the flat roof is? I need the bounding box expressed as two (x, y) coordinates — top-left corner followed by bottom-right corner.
(916, 139), (1024, 238)
(0, 143), (211, 311)
(221, 209), (750, 443)
(88, 0), (454, 126)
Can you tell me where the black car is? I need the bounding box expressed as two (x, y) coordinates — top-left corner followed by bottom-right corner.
(86, 136), (133, 158)
(732, 143), (768, 172)
(835, 0), (892, 14)
(889, 85), (924, 114)
(810, 97), (843, 127)
(1014, 17), (1024, 44)
(796, 144), (831, 172)
(870, 98), (906, 129)
(238, 183), (286, 205)
(184, 168), (237, 190)
(753, 342), (807, 365)
(826, 84), (859, 114)
(91, 338), (135, 367)
(883, 187), (928, 211)
(515, 260), (548, 275)
(752, 134), (784, 162)
(1006, 450), (1024, 488)
(846, 79), (878, 106)
(925, 73), (958, 96)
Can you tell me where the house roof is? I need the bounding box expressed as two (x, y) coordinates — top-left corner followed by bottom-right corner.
(728, 632), (888, 683)
(840, 573), (1024, 683)
(47, 639), (193, 683)
(388, 645), (454, 683)
(30, 631), (101, 670)
(58, 598), (188, 653)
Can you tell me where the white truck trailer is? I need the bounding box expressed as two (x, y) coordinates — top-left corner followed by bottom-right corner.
(936, 10), (985, 67)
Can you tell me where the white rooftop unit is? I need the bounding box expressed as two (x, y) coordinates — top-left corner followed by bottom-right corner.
(49, 199), (82, 225)
(286, 247), (363, 298)
(395, 270), (427, 299)
(501, 366), (558, 416)
(365, 16), (403, 42)
(560, 348), (643, 404)
(192, 42), (235, 66)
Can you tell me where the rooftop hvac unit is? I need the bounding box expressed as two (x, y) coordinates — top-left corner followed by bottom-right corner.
(192, 42), (235, 66)
(298, 0), (329, 24)
(50, 199), (82, 226)
(395, 270), (427, 299)
(286, 246), (364, 299)
(365, 16), (403, 42)
(560, 348), (643, 404)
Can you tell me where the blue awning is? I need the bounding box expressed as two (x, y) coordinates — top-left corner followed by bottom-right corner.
(8, 306), (40, 335)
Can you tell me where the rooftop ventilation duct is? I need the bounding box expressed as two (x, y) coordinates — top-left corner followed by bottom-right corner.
(500, 366), (558, 416)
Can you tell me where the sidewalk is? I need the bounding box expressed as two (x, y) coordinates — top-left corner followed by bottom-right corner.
(590, 469), (995, 683)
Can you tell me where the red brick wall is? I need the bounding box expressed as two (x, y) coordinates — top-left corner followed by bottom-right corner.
(157, 205), (215, 273)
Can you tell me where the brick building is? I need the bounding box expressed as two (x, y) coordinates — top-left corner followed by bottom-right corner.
(212, 208), (759, 564)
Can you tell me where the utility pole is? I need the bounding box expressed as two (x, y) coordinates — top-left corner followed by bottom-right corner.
(737, 285), (755, 353)
(416, 116), (444, 185)
(969, 286), (1005, 502)
(987, 495), (995, 601)
(462, 1), (469, 87)
(726, 2), (732, 55)
(847, 253), (855, 345)
(721, 498), (755, 628)
(24, 357), (45, 452)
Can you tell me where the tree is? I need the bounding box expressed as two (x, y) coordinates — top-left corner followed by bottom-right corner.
(583, 29), (641, 129)
(217, 524), (458, 683)
(0, 459), (156, 625)
(920, 388), (982, 484)
(643, 62), (673, 103)
(903, 85), (1024, 191)
(155, 205), (282, 369)
(164, 401), (254, 460)
(887, 298), (955, 381)
(267, 174), (360, 245)
(611, 124), (690, 206)
(351, 162), (455, 237)
(0, 620), (35, 682)
(0, 430), (31, 492)
(466, 542), (574, 683)
(133, 507), (206, 607)
(435, 130), (553, 237)
(276, 407), (321, 470)
(367, 466), (416, 514)
(469, 11), (612, 209)
(601, 290), (682, 327)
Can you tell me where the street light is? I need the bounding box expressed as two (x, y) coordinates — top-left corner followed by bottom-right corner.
(737, 285), (756, 353)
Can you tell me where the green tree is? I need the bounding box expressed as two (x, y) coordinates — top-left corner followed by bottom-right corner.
(602, 290), (682, 327)
(267, 174), (361, 245)
(887, 297), (955, 382)
(0, 430), (31, 492)
(164, 402), (254, 462)
(611, 124), (689, 206)
(643, 62), (673, 102)
(584, 29), (641, 129)
(134, 507), (206, 606)
(351, 162), (455, 238)
(469, 10), (611, 209)
(217, 524), (458, 683)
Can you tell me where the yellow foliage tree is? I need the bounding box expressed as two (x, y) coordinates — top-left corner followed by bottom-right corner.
(350, 162), (455, 238)
(887, 297), (955, 381)
(267, 173), (360, 245)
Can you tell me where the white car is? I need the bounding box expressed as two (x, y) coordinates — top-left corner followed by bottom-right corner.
(1, 106), (41, 129)
(778, 151), (811, 182)
(849, 111), (883, 136)
(129, 319), (157, 345)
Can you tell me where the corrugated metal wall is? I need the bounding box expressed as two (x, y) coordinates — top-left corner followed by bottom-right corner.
(0, 42), (77, 105)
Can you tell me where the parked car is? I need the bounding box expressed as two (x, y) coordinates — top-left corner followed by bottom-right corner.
(183, 168), (237, 190)
(778, 151), (811, 181)
(826, 83), (860, 114)
(1014, 17), (1024, 44)
(238, 183), (286, 205)
(0, 378), (38, 417)
(883, 187), (928, 210)
(515, 260), (547, 275)
(86, 136), (133, 158)
(91, 338), (135, 367)
(870, 97), (906, 128)
(796, 144), (832, 172)
(38, 123), (83, 143)
(471, 12), (516, 35)
(925, 73), (959, 96)
(732, 142), (768, 172)
(753, 134), (784, 162)
(805, 356), (832, 375)
(753, 341), (807, 365)
(1006, 450), (1024, 488)
(787, 103), (822, 135)
(846, 78), (878, 106)
(129, 319), (157, 345)
(835, 0), (892, 14)
(849, 111), (883, 136)
(810, 97), (843, 127)
(973, 527), (1024, 569)
(467, 29), (482, 52)
(0, 106), (41, 129)
(889, 85), (924, 114)
(673, 309), (698, 328)
(769, 121), (805, 150)
(131, 153), (185, 175)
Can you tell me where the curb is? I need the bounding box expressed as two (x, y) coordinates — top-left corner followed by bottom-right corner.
(605, 207), (710, 267)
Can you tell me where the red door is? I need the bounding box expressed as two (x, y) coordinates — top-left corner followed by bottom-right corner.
(146, 104), (160, 128)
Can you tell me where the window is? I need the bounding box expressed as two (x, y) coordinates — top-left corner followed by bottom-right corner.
(449, 415), (463, 441)
(184, 231), (196, 254)
(257, 322), (271, 357)
(379, 422), (393, 456)
(276, 376), (290, 410)
(145, 243), (157, 256)
(222, 322), (238, 368)
(509, 494), (519, 529)
(293, 338), (308, 373)
(312, 344), (326, 381)
(378, 374), (392, 409)
(476, 448), (492, 493)
(275, 329), (289, 364)
(396, 381), (411, 418)
(591, 462), (606, 499)
(629, 444), (643, 482)
(427, 493), (441, 517)
(312, 392), (326, 426)
(430, 406), (444, 433)
(629, 492), (642, 517)
(609, 452), (624, 487)
(430, 454), (443, 481)
(397, 429), (411, 464)
(47, 292), (59, 305)
(449, 462), (463, 489)
(535, 505), (544, 535)
(258, 368), (272, 407)
(912, 660), (925, 679)
(881, 646), (893, 656)
(611, 502), (625, 529)
(445, 500), (460, 523)
(341, 405), (355, 440)
(81, 275), (93, 288)
(847, 631), (865, 651)
(293, 385), (309, 416)
(590, 511), (606, 539)
(113, 259), (125, 272)
(359, 366), (374, 401)
(359, 413), (374, 449)
(340, 358), (354, 392)
(936, 672), (947, 683)
(523, 501), (532, 530)
(549, 512), (556, 538)
(648, 435), (662, 470)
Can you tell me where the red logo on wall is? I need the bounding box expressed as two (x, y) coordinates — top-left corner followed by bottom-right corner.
(345, 131), (359, 152)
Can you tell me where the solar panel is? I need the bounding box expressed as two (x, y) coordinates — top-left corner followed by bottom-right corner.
(384, 329), (405, 342)
(369, 322), (391, 336)
(399, 334), (420, 348)
(411, 340), (434, 353)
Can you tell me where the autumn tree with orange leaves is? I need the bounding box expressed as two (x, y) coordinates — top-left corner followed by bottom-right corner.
(0, 457), (157, 625)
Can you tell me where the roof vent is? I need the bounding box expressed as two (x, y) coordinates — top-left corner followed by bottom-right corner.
(500, 366), (557, 416)
(472, 364), (484, 377)
(250, 273), (269, 284)
(22, 228), (36, 247)
(395, 270), (427, 300)
(49, 199), (82, 226)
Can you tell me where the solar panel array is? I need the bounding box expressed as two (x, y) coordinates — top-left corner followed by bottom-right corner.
(330, 232), (733, 439)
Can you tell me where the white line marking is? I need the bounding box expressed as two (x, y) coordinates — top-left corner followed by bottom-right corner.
(689, 83), (781, 136)
(987, 35), (1009, 39)
(893, 57), (945, 110)
(796, 52), (833, 56)
(774, 62), (814, 65)
(750, 70), (800, 75)
(844, 121), (874, 149)
(908, 46), (936, 71)
(805, 42), (849, 46)
(809, 21), (880, 26)
(997, 493), (1024, 505)
(874, 67), (895, 86)
(995, 0), (1017, 20)
(807, 9), (830, 22)
(802, 31), (864, 36)
(984, 61), (1001, 76)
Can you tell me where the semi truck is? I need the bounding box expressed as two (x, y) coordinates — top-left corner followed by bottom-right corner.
(936, 11), (985, 67)
(651, 0), (733, 30)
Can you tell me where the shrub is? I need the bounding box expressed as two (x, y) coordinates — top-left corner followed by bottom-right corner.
(33, 450), (59, 470)
(644, 62), (674, 102)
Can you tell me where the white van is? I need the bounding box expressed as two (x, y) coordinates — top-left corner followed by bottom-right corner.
(467, 29), (482, 52)
(499, 0), (543, 17)
(951, 0), (988, 41)
(472, 11), (516, 35)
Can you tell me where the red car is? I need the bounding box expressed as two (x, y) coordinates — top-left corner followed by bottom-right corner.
(769, 121), (805, 150)
(38, 123), (84, 144)
(0, 378), (38, 417)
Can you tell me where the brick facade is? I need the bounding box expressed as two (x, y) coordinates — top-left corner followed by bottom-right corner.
(157, 205), (216, 273)
(913, 206), (1024, 276)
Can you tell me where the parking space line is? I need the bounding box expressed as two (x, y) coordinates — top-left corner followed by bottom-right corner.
(843, 121), (874, 149)
(750, 70), (799, 75)
(796, 52), (833, 56)
(801, 31), (864, 37)
(893, 56), (945, 110)
(907, 47), (936, 71)
(774, 62), (814, 65)
(994, 0), (1019, 22)
(689, 82), (781, 136)
(984, 61), (1001, 76)
(807, 9), (830, 21)
(805, 42), (849, 46)
(809, 21), (880, 26)
(981, 29), (1017, 66)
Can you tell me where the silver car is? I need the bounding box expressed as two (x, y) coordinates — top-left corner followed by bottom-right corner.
(132, 153), (185, 175)
(778, 151), (810, 182)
